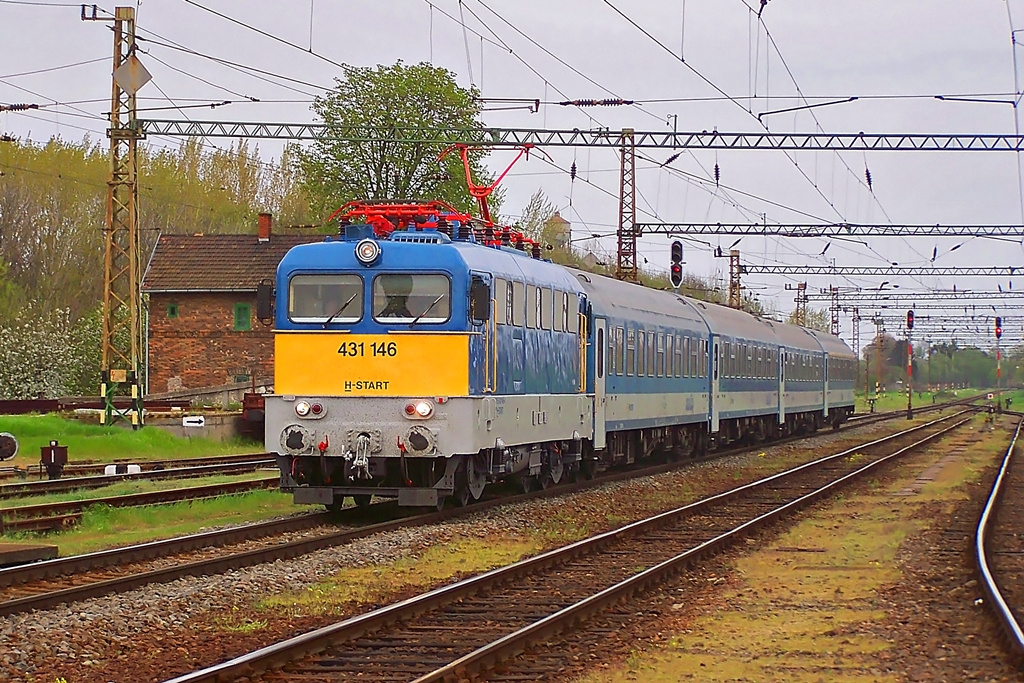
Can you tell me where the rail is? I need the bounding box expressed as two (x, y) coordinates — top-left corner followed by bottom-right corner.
(974, 416), (1024, 664)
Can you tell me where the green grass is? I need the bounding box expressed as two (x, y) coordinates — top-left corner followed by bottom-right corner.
(0, 413), (258, 467)
(1, 489), (316, 556)
(854, 389), (987, 413)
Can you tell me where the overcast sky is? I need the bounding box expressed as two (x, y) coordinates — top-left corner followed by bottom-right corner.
(3, 0), (1024, 345)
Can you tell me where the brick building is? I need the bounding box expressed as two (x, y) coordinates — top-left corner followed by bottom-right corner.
(141, 214), (319, 394)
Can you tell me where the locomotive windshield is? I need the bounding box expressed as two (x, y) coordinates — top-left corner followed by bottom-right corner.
(288, 274), (363, 323)
(373, 273), (451, 323)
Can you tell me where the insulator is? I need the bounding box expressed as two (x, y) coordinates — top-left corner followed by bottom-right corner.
(865, 167), (873, 190)
(570, 161), (577, 181)
(714, 163), (720, 186)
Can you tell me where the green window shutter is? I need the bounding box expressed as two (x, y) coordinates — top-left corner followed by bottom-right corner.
(234, 303), (251, 331)
(167, 303), (178, 318)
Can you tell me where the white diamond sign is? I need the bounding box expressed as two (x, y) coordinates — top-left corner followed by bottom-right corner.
(113, 54), (151, 95)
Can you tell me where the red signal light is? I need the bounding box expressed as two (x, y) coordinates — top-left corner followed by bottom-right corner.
(995, 316), (1002, 339)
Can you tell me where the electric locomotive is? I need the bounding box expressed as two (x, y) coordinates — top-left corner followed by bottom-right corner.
(266, 201), (592, 509)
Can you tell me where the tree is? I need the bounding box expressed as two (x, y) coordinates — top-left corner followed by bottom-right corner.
(517, 189), (557, 241)
(786, 307), (830, 332)
(298, 62), (495, 218)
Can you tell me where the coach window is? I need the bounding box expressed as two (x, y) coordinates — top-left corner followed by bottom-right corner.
(289, 273), (363, 324)
(637, 330), (646, 377)
(653, 333), (662, 377)
(666, 334), (673, 377)
(597, 326), (605, 378)
(617, 327), (625, 374)
(626, 327), (636, 376)
(648, 331), (656, 377)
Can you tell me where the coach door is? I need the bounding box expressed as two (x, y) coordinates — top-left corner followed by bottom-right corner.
(710, 337), (720, 433)
(778, 347), (786, 423)
(593, 317), (607, 450)
(823, 354), (830, 419)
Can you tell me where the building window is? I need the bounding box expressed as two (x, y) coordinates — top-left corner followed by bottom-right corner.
(167, 303), (179, 319)
(234, 303), (252, 331)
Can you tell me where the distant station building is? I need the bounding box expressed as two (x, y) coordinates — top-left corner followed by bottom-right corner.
(141, 213), (318, 394)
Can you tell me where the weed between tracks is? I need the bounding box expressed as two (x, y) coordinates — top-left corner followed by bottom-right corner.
(1, 489), (310, 556)
(576, 415), (1010, 683)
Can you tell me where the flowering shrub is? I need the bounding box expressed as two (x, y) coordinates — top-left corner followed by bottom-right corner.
(0, 303), (103, 398)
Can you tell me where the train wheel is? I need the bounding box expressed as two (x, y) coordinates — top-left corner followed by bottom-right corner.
(564, 462), (579, 483)
(325, 500), (345, 513)
(353, 494), (372, 508)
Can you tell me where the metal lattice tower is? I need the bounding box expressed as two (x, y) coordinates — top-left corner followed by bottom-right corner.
(616, 129), (637, 282)
(851, 307), (861, 390)
(729, 249), (742, 308)
(830, 286), (840, 336)
(88, 6), (145, 427)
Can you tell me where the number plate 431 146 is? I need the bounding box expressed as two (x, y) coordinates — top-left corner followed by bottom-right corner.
(337, 341), (398, 357)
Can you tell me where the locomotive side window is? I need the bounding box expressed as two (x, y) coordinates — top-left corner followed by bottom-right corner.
(560, 292), (570, 331)
(541, 288), (553, 330)
(494, 279), (508, 325)
(512, 281), (524, 326)
(626, 327), (636, 376)
(288, 273), (363, 324)
(526, 285), (538, 328)
(372, 273), (450, 323)
(553, 291), (565, 332)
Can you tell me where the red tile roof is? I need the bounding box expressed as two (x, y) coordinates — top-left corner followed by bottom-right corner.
(142, 233), (323, 292)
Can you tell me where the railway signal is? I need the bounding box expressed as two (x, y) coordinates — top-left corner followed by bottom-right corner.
(907, 309), (914, 330)
(995, 316), (1002, 339)
(670, 240), (684, 289)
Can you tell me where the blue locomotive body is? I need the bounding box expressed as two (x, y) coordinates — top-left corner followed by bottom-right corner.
(267, 221), (856, 508)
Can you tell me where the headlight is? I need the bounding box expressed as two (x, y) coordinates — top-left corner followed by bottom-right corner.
(295, 401), (311, 417)
(355, 238), (381, 265)
(403, 400), (434, 419)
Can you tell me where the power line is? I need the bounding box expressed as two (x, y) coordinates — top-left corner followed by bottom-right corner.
(0, 56), (108, 79)
(636, 222), (1024, 237)
(180, 0), (347, 70)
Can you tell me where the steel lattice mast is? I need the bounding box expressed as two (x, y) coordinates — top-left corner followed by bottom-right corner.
(87, 6), (146, 427)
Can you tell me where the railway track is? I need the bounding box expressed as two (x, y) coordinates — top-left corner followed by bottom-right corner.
(0, 451), (273, 481)
(975, 415), (1024, 667)
(0, 458), (274, 499)
(162, 411), (973, 683)
(0, 406), (963, 618)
